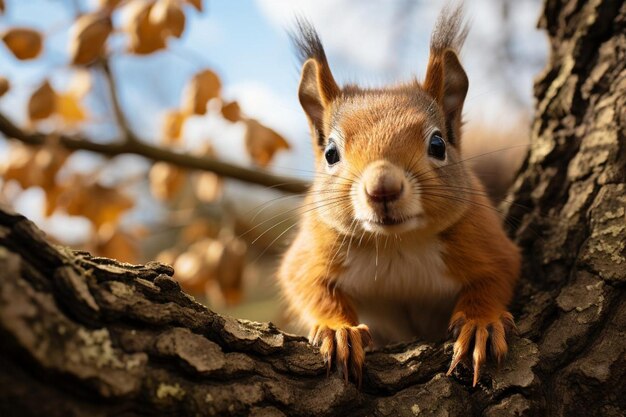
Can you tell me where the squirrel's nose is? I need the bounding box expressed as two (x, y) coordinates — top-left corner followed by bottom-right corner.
(366, 181), (403, 202)
(363, 161), (404, 203)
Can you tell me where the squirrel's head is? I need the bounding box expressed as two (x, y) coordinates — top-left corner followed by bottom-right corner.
(293, 5), (473, 237)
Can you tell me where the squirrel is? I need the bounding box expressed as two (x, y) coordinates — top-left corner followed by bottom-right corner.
(278, 3), (520, 388)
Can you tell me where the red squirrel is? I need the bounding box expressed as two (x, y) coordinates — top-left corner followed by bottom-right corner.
(278, 4), (520, 387)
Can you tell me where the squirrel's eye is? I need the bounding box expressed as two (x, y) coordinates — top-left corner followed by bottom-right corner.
(428, 132), (446, 160)
(324, 141), (340, 165)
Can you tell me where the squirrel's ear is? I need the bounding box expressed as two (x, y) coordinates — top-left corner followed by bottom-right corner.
(298, 58), (340, 150)
(424, 49), (468, 145)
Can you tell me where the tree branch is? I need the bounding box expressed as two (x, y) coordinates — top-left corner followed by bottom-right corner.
(1, 0), (625, 414)
(100, 59), (140, 144)
(0, 205), (538, 416)
(0, 112), (309, 194)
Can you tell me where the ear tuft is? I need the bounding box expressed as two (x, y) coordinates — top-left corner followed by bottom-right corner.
(424, 3), (469, 145)
(291, 18), (340, 152)
(430, 2), (469, 54)
(291, 17), (328, 66)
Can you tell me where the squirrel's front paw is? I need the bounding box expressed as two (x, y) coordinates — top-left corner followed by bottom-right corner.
(446, 311), (517, 387)
(309, 323), (372, 386)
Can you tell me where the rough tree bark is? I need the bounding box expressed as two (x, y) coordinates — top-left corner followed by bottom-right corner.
(0, 0), (624, 416)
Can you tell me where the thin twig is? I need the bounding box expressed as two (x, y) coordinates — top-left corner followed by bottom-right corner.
(0, 112), (309, 194)
(100, 59), (140, 144)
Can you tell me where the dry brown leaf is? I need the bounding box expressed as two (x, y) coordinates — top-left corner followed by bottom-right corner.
(0, 76), (9, 97)
(171, 233), (246, 306)
(219, 235), (247, 305)
(96, 224), (138, 263)
(185, 0), (202, 11)
(0, 0), (5, 14)
(156, 248), (179, 266)
(1, 27), (42, 60)
(193, 143), (222, 202)
(181, 69), (221, 115)
(244, 118), (290, 167)
(1, 144), (37, 189)
(0, 143), (70, 217)
(149, 0), (185, 39)
(161, 109), (187, 144)
(0, 141), (70, 192)
(149, 161), (187, 201)
(70, 13), (113, 65)
(55, 92), (87, 125)
(188, 238), (222, 296)
(194, 171), (222, 203)
(220, 100), (241, 122)
(181, 218), (219, 243)
(127, 0), (167, 54)
(28, 80), (57, 122)
(33, 142), (71, 192)
(205, 234), (246, 306)
(61, 176), (134, 228)
(99, 0), (122, 9)
(44, 184), (66, 217)
(173, 248), (207, 293)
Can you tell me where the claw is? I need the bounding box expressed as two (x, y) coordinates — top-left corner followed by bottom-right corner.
(447, 311), (516, 387)
(489, 321), (507, 365)
(309, 325), (320, 345)
(348, 327), (365, 387)
(310, 323), (371, 386)
(335, 328), (350, 384)
(472, 364), (480, 387)
(319, 328), (335, 376)
(447, 319), (475, 376)
(472, 327), (488, 387)
(446, 352), (463, 376)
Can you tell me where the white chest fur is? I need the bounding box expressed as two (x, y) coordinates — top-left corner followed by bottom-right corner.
(337, 238), (461, 343)
(338, 238), (460, 301)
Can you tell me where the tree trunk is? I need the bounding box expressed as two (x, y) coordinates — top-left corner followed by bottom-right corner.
(1, 0), (624, 416)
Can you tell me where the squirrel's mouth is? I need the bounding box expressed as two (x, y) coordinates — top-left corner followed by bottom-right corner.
(375, 216), (408, 226)
(365, 214), (422, 228)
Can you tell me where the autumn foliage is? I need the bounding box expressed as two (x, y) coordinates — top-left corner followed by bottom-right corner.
(0, 0), (292, 307)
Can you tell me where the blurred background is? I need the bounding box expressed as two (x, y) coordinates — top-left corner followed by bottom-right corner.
(0, 0), (546, 331)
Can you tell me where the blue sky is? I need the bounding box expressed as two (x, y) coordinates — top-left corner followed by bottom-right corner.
(1, 0), (547, 162)
(0, 0), (547, 244)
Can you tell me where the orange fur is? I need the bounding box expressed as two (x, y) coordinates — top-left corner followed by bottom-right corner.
(280, 3), (520, 387)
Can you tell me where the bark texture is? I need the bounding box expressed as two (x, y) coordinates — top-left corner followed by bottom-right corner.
(0, 0), (624, 416)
